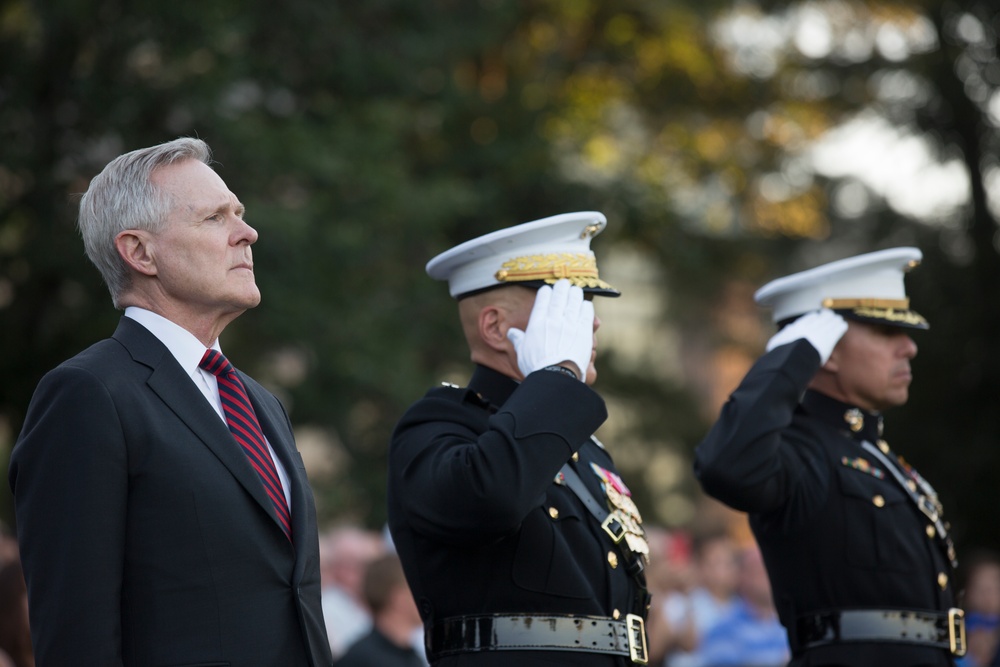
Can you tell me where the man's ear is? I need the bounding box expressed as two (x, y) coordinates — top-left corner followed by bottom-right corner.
(115, 230), (157, 277)
(478, 305), (509, 353)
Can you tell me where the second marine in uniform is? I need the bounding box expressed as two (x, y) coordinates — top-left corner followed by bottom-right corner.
(695, 248), (962, 667)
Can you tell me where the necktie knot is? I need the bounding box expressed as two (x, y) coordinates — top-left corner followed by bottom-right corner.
(199, 349), (233, 378)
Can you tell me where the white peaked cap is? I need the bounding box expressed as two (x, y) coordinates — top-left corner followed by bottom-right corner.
(754, 247), (928, 329)
(425, 211), (620, 299)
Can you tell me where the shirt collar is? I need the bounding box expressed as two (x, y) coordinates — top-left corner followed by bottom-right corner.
(124, 307), (220, 376)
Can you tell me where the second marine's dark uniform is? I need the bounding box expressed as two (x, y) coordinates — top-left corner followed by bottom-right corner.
(387, 365), (649, 666)
(695, 340), (960, 667)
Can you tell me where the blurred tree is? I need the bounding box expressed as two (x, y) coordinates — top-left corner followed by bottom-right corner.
(1, 0), (999, 566)
(694, 0), (1000, 555)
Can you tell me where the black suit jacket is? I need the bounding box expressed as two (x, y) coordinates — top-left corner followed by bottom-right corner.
(9, 317), (334, 667)
(387, 365), (647, 666)
(695, 340), (957, 667)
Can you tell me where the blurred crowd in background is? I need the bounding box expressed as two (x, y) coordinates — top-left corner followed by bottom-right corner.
(0, 512), (999, 666)
(320, 516), (1000, 667)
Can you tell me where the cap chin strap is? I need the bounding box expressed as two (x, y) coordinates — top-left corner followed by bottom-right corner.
(820, 298), (928, 328)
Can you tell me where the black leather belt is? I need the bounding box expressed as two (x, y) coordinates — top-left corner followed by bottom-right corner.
(797, 608), (966, 656)
(428, 613), (649, 664)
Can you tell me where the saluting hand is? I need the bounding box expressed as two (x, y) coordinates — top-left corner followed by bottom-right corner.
(506, 279), (594, 381)
(766, 308), (848, 364)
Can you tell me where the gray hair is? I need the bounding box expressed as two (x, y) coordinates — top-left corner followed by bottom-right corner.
(78, 137), (212, 308)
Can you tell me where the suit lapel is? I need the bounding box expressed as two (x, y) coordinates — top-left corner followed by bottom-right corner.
(113, 318), (284, 534)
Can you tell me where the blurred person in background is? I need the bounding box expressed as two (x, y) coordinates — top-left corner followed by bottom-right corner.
(387, 212), (651, 665)
(694, 543), (789, 667)
(0, 560), (29, 667)
(8, 137), (333, 666)
(957, 550), (1000, 666)
(321, 526), (386, 658)
(333, 553), (425, 667)
(658, 529), (740, 667)
(643, 527), (692, 665)
(695, 248), (961, 667)
(0, 528), (18, 570)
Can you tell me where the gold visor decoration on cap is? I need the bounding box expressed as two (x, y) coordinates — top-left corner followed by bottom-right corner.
(494, 253), (616, 290)
(822, 298), (927, 327)
(851, 307), (928, 327)
(822, 298), (910, 310)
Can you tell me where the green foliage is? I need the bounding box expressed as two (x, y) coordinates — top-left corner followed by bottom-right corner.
(2, 0), (1000, 566)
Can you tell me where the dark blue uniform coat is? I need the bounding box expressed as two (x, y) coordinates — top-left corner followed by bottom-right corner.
(387, 365), (647, 666)
(695, 340), (957, 667)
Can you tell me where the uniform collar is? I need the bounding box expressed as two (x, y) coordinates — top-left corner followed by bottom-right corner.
(801, 389), (883, 443)
(467, 365), (519, 409)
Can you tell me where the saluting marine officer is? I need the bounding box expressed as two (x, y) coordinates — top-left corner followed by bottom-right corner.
(387, 212), (651, 666)
(695, 248), (963, 667)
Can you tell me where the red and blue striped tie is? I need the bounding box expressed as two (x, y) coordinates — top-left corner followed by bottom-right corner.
(200, 349), (292, 541)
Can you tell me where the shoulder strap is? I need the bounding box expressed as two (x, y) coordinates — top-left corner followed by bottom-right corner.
(861, 440), (957, 568)
(559, 460), (651, 615)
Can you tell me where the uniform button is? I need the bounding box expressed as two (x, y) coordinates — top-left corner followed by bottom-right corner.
(548, 507), (559, 519)
(926, 525), (936, 538)
(872, 495), (885, 508)
(572, 452), (580, 462)
(907, 480), (917, 492)
(608, 551), (618, 569)
(612, 609), (621, 620)
(877, 439), (890, 454)
(938, 572), (948, 589)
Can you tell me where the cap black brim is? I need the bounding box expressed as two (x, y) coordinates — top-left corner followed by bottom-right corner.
(457, 280), (621, 300)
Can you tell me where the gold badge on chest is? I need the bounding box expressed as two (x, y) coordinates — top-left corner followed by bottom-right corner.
(590, 463), (649, 562)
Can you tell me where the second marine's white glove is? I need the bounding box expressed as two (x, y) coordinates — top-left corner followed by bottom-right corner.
(766, 308), (848, 365)
(506, 279), (595, 380)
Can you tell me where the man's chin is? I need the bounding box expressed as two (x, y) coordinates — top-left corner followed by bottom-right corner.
(242, 289), (262, 309)
(877, 390), (910, 411)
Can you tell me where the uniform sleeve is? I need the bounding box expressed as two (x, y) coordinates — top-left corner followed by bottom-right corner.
(693, 339), (827, 516)
(9, 365), (127, 665)
(389, 370), (607, 545)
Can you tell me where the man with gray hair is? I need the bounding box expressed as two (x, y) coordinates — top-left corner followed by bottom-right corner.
(9, 137), (334, 666)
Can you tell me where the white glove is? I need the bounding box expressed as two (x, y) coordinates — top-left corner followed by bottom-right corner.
(506, 279), (595, 381)
(765, 309), (848, 364)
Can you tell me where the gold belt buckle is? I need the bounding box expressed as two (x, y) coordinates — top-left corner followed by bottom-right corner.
(949, 607), (966, 656)
(626, 613), (648, 664)
(601, 513), (626, 543)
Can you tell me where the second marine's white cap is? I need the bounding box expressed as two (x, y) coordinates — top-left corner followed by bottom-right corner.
(754, 247), (928, 329)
